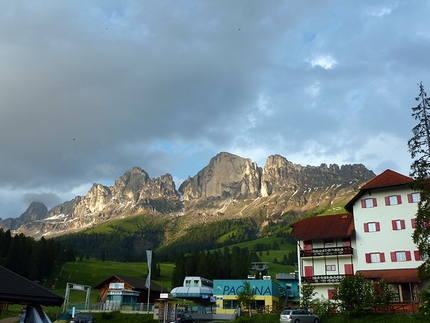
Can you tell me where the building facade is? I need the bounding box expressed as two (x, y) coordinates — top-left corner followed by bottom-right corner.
(290, 213), (356, 300)
(291, 169), (426, 309)
(94, 274), (162, 309)
(344, 169), (423, 304)
(213, 279), (280, 314)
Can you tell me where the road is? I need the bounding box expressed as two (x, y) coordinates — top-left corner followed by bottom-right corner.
(0, 317), (19, 323)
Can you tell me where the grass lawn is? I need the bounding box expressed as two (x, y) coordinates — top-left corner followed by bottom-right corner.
(51, 259), (175, 303)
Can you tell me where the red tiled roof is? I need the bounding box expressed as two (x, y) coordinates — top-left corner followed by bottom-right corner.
(290, 213), (354, 241)
(357, 269), (419, 283)
(345, 169), (413, 212)
(360, 169), (413, 189)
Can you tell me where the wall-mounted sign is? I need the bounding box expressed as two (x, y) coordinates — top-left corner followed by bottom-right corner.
(109, 283), (125, 289)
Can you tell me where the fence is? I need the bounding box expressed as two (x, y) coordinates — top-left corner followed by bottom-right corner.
(66, 302), (154, 313)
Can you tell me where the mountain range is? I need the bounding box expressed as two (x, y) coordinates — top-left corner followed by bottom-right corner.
(0, 152), (375, 241)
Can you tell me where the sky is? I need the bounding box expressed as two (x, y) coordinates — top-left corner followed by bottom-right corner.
(1, 0), (429, 219)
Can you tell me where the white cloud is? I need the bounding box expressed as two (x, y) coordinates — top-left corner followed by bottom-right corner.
(310, 55), (337, 69)
(366, 6), (395, 18)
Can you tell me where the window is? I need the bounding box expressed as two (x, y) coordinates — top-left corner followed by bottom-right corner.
(408, 192), (420, 203)
(390, 251), (411, 262)
(361, 198), (377, 208)
(392, 219), (406, 230)
(364, 222), (380, 232)
(365, 252), (385, 263)
(324, 239), (334, 246)
(223, 300), (238, 309)
(326, 265), (336, 271)
(385, 195), (402, 206)
(411, 218), (416, 228)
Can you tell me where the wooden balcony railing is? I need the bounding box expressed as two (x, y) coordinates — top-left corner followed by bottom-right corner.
(302, 274), (352, 284)
(300, 246), (353, 257)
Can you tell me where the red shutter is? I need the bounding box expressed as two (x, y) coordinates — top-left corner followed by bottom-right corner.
(397, 195), (402, 204)
(412, 218), (416, 228)
(392, 220), (397, 230)
(380, 253), (385, 262)
(344, 264), (353, 275)
(406, 251), (412, 261)
(373, 198), (377, 206)
(328, 289), (336, 300)
(304, 266), (313, 277)
(385, 196), (390, 206)
(414, 250), (421, 261)
(408, 193), (413, 203)
(376, 222), (380, 231)
(364, 223), (369, 232)
(361, 199), (367, 208)
(365, 253), (371, 263)
(401, 220), (406, 229)
(390, 252), (396, 262)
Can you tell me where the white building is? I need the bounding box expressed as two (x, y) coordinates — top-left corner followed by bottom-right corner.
(291, 169), (426, 310)
(291, 212), (356, 300)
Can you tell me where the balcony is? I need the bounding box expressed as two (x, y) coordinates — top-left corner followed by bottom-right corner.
(302, 274), (352, 284)
(300, 246), (353, 257)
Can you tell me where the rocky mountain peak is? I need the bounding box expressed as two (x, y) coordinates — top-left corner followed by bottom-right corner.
(0, 152), (376, 239)
(179, 152), (262, 200)
(22, 201), (48, 222)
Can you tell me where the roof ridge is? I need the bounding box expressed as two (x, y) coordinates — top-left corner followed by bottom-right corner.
(361, 169), (412, 189)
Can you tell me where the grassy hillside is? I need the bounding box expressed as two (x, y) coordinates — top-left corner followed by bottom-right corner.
(50, 259), (175, 303)
(214, 236), (297, 276)
(45, 232), (298, 305)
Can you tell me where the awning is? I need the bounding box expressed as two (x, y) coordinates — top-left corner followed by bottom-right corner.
(357, 268), (419, 284)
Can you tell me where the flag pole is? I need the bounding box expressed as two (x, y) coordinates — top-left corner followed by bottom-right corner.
(146, 250), (152, 314)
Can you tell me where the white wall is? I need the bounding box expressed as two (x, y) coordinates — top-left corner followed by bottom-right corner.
(352, 185), (422, 271)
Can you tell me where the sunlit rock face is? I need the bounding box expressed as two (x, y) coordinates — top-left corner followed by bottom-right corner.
(261, 154), (374, 197)
(0, 152), (375, 239)
(179, 152), (262, 200)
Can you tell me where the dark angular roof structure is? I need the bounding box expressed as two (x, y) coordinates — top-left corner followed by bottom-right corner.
(345, 169), (414, 212)
(0, 266), (64, 307)
(290, 213), (354, 241)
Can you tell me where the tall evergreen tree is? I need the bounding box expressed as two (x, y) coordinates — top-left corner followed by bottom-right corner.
(408, 81), (430, 279)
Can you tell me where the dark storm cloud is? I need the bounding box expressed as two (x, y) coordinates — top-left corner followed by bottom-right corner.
(0, 0), (429, 218)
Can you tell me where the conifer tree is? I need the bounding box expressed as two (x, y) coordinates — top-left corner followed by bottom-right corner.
(408, 81), (430, 278)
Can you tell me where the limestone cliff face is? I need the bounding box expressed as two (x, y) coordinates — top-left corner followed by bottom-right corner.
(5, 167), (181, 238)
(261, 155), (374, 197)
(0, 152), (376, 239)
(179, 152), (262, 200)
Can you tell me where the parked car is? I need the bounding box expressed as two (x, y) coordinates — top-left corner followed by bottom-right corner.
(171, 312), (195, 323)
(69, 313), (96, 323)
(279, 309), (319, 323)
